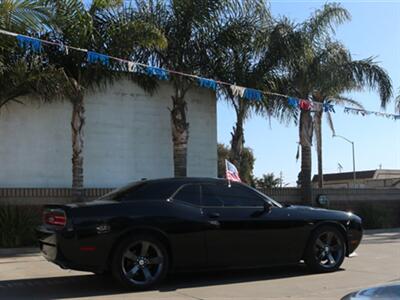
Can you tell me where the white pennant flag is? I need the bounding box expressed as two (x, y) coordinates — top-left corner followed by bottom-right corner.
(127, 61), (136, 73)
(230, 85), (246, 98)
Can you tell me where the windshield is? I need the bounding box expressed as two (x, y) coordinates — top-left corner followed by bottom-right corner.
(247, 185), (283, 208)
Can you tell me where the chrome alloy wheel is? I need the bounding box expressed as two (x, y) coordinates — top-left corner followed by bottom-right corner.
(121, 240), (164, 285)
(314, 231), (344, 269)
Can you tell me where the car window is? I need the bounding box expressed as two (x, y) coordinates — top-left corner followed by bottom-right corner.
(201, 183), (265, 207)
(201, 184), (224, 207)
(102, 181), (182, 201)
(173, 184), (201, 206)
(99, 181), (144, 201)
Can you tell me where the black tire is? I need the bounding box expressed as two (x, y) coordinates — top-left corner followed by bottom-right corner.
(304, 226), (346, 273)
(111, 234), (169, 290)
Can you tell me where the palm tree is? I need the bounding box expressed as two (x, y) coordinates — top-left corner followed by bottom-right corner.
(311, 42), (392, 188)
(282, 3), (392, 201)
(1, 0), (166, 199)
(134, 0), (226, 177)
(255, 173), (282, 190)
(0, 0), (53, 107)
(212, 1), (303, 172)
(43, 0), (166, 199)
(281, 3), (351, 202)
(210, 0), (271, 169)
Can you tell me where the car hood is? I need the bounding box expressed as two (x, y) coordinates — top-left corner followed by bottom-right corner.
(341, 283), (400, 299)
(287, 205), (341, 213)
(286, 205), (355, 220)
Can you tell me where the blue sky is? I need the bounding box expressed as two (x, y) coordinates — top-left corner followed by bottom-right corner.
(217, 0), (400, 186)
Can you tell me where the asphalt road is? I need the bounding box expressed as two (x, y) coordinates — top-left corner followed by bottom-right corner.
(0, 230), (399, 300)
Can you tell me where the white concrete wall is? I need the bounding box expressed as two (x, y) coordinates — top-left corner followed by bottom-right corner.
(0, 80), (217, 188)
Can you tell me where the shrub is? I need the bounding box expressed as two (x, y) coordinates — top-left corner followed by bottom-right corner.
(0, 205), (41, 248)
(355, 203), (397, 229)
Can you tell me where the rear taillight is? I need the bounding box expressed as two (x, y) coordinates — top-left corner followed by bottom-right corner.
(43, 209), (67, 227)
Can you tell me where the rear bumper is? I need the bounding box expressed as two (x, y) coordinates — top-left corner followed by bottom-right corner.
(36, 225), (73, 270)
(36, 225), (105, 273)
(36, 225), (59, 261)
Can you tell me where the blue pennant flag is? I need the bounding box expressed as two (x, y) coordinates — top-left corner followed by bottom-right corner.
(323, 102), (335, 113)
(198, 77), (217, 91)
(146, 66), (169, 81)
(87, 51), (110, 66)
(16, 35), (42, 53)
(243, 88), (262, 101)
(288, 97), (299, 108)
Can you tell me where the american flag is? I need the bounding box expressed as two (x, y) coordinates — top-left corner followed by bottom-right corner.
(225, 159), (241, 182)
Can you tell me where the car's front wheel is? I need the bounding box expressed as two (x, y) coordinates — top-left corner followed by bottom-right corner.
(111, 235), (169, 290)
(304, 226), (346, 273)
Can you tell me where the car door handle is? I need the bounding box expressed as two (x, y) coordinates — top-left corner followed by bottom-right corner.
(208, 212), (220, 219)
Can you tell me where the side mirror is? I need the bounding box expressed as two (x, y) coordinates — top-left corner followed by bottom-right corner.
(263, 202), (272, 213)
(252, 202), (272, 217)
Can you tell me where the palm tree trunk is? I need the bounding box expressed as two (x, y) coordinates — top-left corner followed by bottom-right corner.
(298, 110), (313, 205)
(71, 94), (85, 201)
(171, 85), (189, 177)
(229, 114), (244, 168)
(314, 110), (323, 188)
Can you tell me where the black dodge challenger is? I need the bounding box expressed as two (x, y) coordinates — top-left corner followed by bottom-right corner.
(37, 177), (363, 290)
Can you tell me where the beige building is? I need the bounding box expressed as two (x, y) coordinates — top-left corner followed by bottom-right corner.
(312, 169), (400, 188)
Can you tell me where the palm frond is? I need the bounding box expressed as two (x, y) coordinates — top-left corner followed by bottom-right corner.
(396, 88), (400, 113)
(345, 58), (393, 108)
(0, 58), (68, 108)
(304, 3), (350, 41)
(98, 7), (167, 55)
(325, 111), (336, 136)
(0, 0), (50, 32)
(327, 95), (364, 110)
(89, 0), (123, 14)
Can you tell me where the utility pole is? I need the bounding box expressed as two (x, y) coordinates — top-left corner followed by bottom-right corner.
(333, 134), (356, 188)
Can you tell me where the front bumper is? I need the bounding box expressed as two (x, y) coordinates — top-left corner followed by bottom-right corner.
(346, 219), (363, 255)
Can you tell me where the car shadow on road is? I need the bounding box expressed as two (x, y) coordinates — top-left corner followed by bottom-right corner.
(0, 264), (328, 299)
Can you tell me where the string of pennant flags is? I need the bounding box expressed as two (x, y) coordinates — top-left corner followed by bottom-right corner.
(344, 107), (400, 120)
(1, 29), (400, 120)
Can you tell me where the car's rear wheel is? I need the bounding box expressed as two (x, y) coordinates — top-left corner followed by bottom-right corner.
(304, 226), (346, 273)
(111, 235), (169, 290)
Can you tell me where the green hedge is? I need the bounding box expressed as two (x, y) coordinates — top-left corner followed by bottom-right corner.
(355, 203), (398, 229)
(0, 205), (42, 248)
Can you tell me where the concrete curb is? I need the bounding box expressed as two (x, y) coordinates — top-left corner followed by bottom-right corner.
(364, 228), (400, 234)
(0, 247), (39, 258)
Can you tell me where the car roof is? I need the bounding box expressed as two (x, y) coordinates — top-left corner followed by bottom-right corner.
(138, 177), (229, 185)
